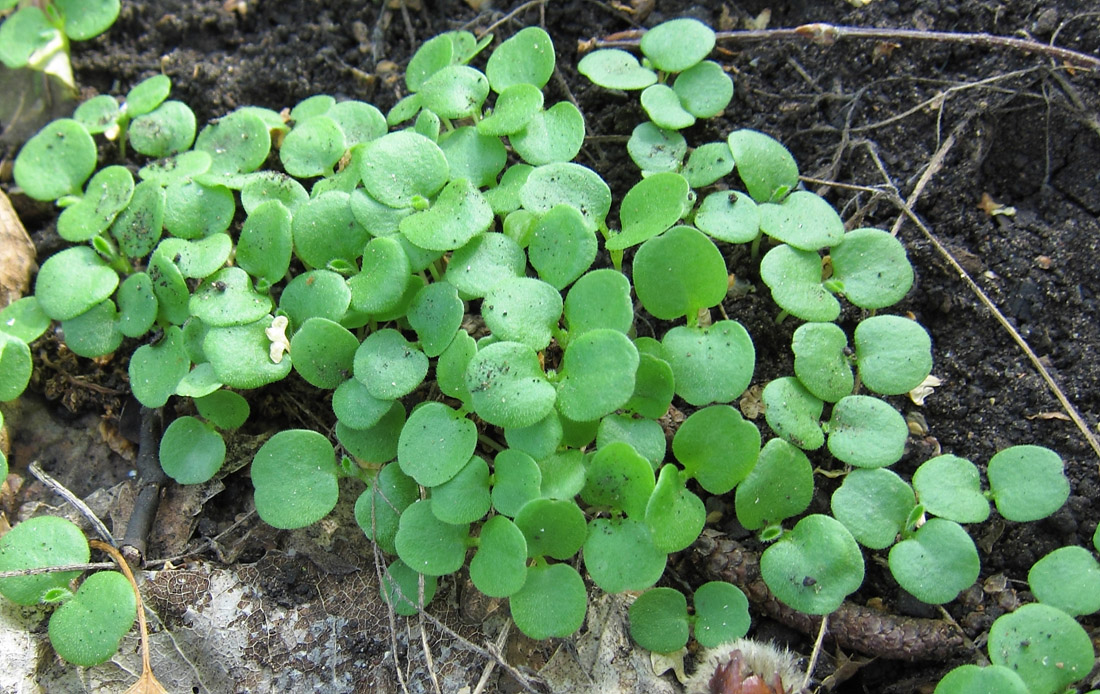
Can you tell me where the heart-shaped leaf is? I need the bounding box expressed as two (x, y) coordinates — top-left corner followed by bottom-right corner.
(760, 514), (864, 614)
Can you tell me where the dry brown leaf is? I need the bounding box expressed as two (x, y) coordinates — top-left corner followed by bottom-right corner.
(0, 188), (36, 309)
(1026, 411), (1071, 421)
(125, 670), (169, 694)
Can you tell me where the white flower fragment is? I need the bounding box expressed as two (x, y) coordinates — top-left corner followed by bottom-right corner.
(909, 374), (943, 406)
(265, 315), (291, 364)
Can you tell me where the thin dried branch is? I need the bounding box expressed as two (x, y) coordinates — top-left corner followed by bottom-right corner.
(29, 461), (114, 545)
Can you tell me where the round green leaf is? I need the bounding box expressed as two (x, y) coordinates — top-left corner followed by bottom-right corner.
(827, 395), (908, 468)
(348, 236), (412, 315)
(912, 455), (990, 524)
(189, 266), (272, 327)
(123, 74), (170, 116)
(510, 562), (587, 639)
(397, 402), (477, 487)
(627, 122), (686, 173)
(407, 282), (462, 357)
(735, 438), (814, 531)
(138, 150), (212, 185)
(537, 450), (587, 499)
(609, 173), (691, 251)
(353, 329), (427, 400)
(328, 100), (386, 146)
(987, 445), (1068, 522)
(60, 300), (122, 357)
(628, 587), (689, 653)
(470, 515), (528, 598)
(241, 172), (308, 214)
(486, 26), (555, 91)
(662, 321), (755, 407)
(641, 84), (695, 130)
(485, 164), (534, 216)
(159, 416), (225, 484)
(889, 518), (979, 604)
(511, 101), (586, 166)
(280, 115), (346, 178)
(147, 250), (190, 325)
(203, 316), (293, 389)
(194, 389), (249, 430)
(853, 315), (933, 395)
(673, 61), (733, 118)
(482, 277), (563, 350)
(682, 141), (735, 188)
(758, 191), (845, 251)
(0, 333), (32, 402)
(760, 514), (865, 614)
(515, 498), (587, 560)
(337, 402), (405, 464)
(577, 49), (657, 90)
(360, 131), (449, 208)
(988, 603), (1094, 694)
(419, 64), (489, 119)
(0, 297), (50, 344)
(830, 228), (914, 309)
(279, 269), (351, 326)
(289, 317), (358, 389)
(505, 412), (562, 461)
(395, 500), (469, 576)
(155, 233), (232, 279)
(57, 165), (134, 242)
(194, 108), (271, 177)
(491, 449), (543, 518)
(727, 129), (799, 203)
(252, 429), (339, 529)
(933, 665), (1030, 694)
(693, 581), (751, 648)
(129, 100), (197, 156)
(563, 269), (633, 337)
(381, 559), (438, 616)
(331, 377), (392, 431)
(1028, 546), (1100, 616)
(48, 570), (136, 667)
(356, 463), (418, 554)
(109, 179), (165, 257)
(556, 329), (639, 422)
(624, 352), (675, 419)
(14, 118), (96, 201)
(792, 322), (853, 402)
(446, 232), (525, 299)
(35, 246), (119, 321)
(644, 464), (705, 553)
(695, 188), (763, 243)
(437, 329), (476, 405)
(597, 415), (665, 469)
(431, 456), (491, 525)
(760, 244), (840, 322)
(831, 468), (916, 550)
(236, 200), (293, 287)
(162, 179), (234, 240)
(399, 178), (493, 251)
(640, 18), (715, 73)
(673, 405), (760, 495)
(0, 516), (89, 606)
(73, 94), (120, 134)
(129, 324), (189, 407)
(477, 83), (543, 136)
(466, 341), (556, 429)
(584, 517), (666, 593)
(519, 162), (611, 233)
(633, 226), (726, 320)
(292, 191), (370, 269)
(175, 362), (222, 399)
(582, 442), (655, 518)
(762, 377), (825, 450)
(439, 126), (507, 188)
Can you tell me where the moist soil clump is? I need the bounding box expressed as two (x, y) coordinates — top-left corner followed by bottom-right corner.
(2, 1), (1098, 692)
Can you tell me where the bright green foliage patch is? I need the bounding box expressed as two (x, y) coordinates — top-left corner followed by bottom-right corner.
(0, 516), (89, 606)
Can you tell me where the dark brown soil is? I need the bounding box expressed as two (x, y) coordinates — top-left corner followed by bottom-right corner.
(3, 0), (1099, 692)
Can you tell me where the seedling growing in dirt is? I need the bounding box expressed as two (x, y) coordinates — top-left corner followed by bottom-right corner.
(0, 0), (120, 91)
(0, 516), (136, 666)
(629, 581), (751, 653)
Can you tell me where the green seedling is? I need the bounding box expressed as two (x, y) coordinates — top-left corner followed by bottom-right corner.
(1027, 545), (1100, 616)
(629, 581), (750, 653)
(7, 20), (1085, 688)
(0, 516), (135, 667)
(0, 0), (119, 91)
